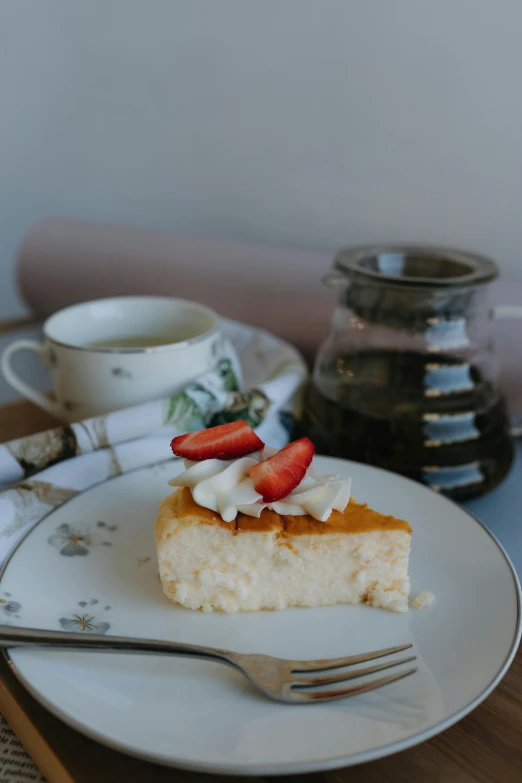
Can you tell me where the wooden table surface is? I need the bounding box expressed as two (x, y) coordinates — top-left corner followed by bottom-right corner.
(0, 399), (521, 783)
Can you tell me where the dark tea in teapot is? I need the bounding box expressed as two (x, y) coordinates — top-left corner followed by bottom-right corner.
(300, 246), (515, 500)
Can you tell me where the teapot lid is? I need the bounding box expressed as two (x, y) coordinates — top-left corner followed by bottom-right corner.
(334, 245), (498, 288)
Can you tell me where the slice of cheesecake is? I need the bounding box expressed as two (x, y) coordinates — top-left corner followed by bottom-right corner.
(155, 486), (412, 613)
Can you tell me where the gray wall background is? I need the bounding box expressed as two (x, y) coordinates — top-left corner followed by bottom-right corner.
(2, 0), (522, 317)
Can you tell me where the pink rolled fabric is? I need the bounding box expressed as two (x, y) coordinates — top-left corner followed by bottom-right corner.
(17, 219), (334, 360)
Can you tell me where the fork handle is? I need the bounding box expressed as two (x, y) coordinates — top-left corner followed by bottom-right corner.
(0, 625), (235, 667)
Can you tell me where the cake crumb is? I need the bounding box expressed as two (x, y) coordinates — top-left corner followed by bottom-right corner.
(411, 591), (435, 609)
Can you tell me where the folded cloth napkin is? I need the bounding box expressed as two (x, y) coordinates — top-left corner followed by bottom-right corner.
(0, 319), (307, 565)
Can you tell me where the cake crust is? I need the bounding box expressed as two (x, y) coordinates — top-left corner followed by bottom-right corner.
(159, 487), (411, 536)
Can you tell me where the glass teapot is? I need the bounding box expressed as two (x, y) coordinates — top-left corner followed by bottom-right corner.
(301, 245), (521, 500)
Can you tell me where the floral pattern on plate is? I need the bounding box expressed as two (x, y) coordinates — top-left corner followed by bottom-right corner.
(0, 591), (22, 625)
(59, 599), (111, 634)
(48, 522), (117, 556)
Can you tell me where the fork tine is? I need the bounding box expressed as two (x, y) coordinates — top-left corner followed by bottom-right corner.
(291, 667), (417, 703)
(290, 643), (413, 673)
(291, 655), (416, 689)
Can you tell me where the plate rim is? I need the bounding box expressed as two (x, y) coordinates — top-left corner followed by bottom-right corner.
(2, 456), (521, 776)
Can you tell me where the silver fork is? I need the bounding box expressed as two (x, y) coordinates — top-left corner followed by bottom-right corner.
(0, 626), (416, 704)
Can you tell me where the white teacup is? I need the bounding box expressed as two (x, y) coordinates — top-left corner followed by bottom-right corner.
(1, 296), (220, 422)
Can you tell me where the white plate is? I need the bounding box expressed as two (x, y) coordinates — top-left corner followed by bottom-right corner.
(0, 457), (519, 776)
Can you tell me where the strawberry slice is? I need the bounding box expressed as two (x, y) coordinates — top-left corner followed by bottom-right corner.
(250, 438), (315, 502)
(170, 420), (264, 461)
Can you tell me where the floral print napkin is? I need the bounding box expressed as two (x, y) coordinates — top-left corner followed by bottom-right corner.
(0, 318), (307, 566)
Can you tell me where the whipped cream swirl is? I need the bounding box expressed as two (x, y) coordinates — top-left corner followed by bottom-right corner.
(169, 448), (351, 523)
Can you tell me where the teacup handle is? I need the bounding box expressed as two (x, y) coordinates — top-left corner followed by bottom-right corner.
(492, 305), (522, 438)
(1, 340), (62, 418)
